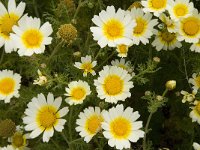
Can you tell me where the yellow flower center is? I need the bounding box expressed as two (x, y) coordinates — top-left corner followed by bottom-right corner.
(150, 0), (166, 9)
(118, 64), (127, 70)
(195, 76), (200, 88)
(81, 63), (93, 72)
(174, 4), (188, 17)
(117, 44), (128, 54)
(103, 19), (124, 40)
(85, 115), (103, 135)
(71, 87), (86, 101)
(161, 31), (176, 42)
(0, 13), (19, 39)
(22, 29), (43, 48)
(134, 18), (146, 35)
(37, 106), (59, 130)
(183, 18), (200, 36)
(12, 132), (25, 148)
(0, 77), (15, 95)
(110, 117), (131, 139)
(196, 102), (200, 115)
(104, 75), (124, 95)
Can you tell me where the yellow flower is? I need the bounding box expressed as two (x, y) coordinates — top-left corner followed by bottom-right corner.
(94, 66), (134, 103)
(76, 107), (104, 142)
(74, 55), (97, 77)
(90, 6), (136, 48)
(102, 105), (144, 150)
(23, 93), (69, 142)
(0, 0), (26, 53)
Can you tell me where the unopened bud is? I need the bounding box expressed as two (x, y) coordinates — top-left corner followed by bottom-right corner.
(165, 80), (176, 90)
(156, 95), (163, 101)
(153, 57), (160, 63)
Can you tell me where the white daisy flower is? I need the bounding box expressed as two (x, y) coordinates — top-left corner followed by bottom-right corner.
(177, 9), (200, 43)
(141, 0), (168, 17)
(193, 142), (200, 150)
(94, 66), (134, 103)
(75, 107), (104, 143)
(0, 70), (21, 103)
(190, 39), (200, 53)
(101, 104), (144, 150)
(116, 44), (130, 58)
(11, 16), (53, 56)
(0, 0), (25, 53)
(189, 73), (200, 93)
(180, 90), (196, 103)
(152, 30), (182, 51)
(74, 55), (97, 77)
(128, 8), (158, 45)
(159, 13), (178, 33)
(1, 145), (15, 150)
(23, 93), (69, 142)
(111, 58), (134, 76)
(189, 100), (200, 125)
(90, 6), (136, 48)
(167, 0), (194, 21)
(65, 80), (91, 105)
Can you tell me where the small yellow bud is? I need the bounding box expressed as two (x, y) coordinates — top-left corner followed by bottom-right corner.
(153, 57), (160, 63)
(145, 91), (151, 96)
(99, 102), (105, 109)
(73, 51), (81, 57)
(156, 95), (163, 101)
(40, 63), (46, 68)
(128, 1), (143, 10)
(165, 80), (176, 90)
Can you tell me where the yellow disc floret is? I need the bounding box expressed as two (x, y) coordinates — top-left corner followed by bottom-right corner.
(0, 78), (15, 95)
(104, 75), (124, 95)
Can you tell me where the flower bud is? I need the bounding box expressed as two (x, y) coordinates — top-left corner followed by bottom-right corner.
(156, 95), (163, 101)
(57, 24), (77, 45)
(165, 80), (176, 90)
(0, 119), (16, 137)
(73, 51), (81, 57)
(153, 57), (160, 63)
(145, 91), (151, 96)
(128, 1), (143, 10)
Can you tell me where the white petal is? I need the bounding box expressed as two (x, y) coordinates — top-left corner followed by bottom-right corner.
(58, 107), (69, 117)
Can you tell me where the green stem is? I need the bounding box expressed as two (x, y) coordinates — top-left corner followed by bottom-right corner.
(96, 51), (116, 70)
(84, 3), (99, 53)
(33, 0), (39, 17)
(148, 43), (152, 61)
(143, 112), (153, 150)
(61, 132), (69, 145)
(70, 137), (84, 144)
(182, 48), (192, 89)
(0, 49), (4, 64)
(48, 41), (64, 61)
(143, 89), (168, 150)
(94, 48), (103, 60)
(51, 139), (62, 150)
(69, 106), (73, 141)
(162, 88), (168, 97)
(133, 67), (161, 80)
(72, 0), (86, 20)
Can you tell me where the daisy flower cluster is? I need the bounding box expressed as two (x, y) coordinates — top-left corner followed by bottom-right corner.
(90, 0), (200, 53)
(0, 0), (53, 56)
